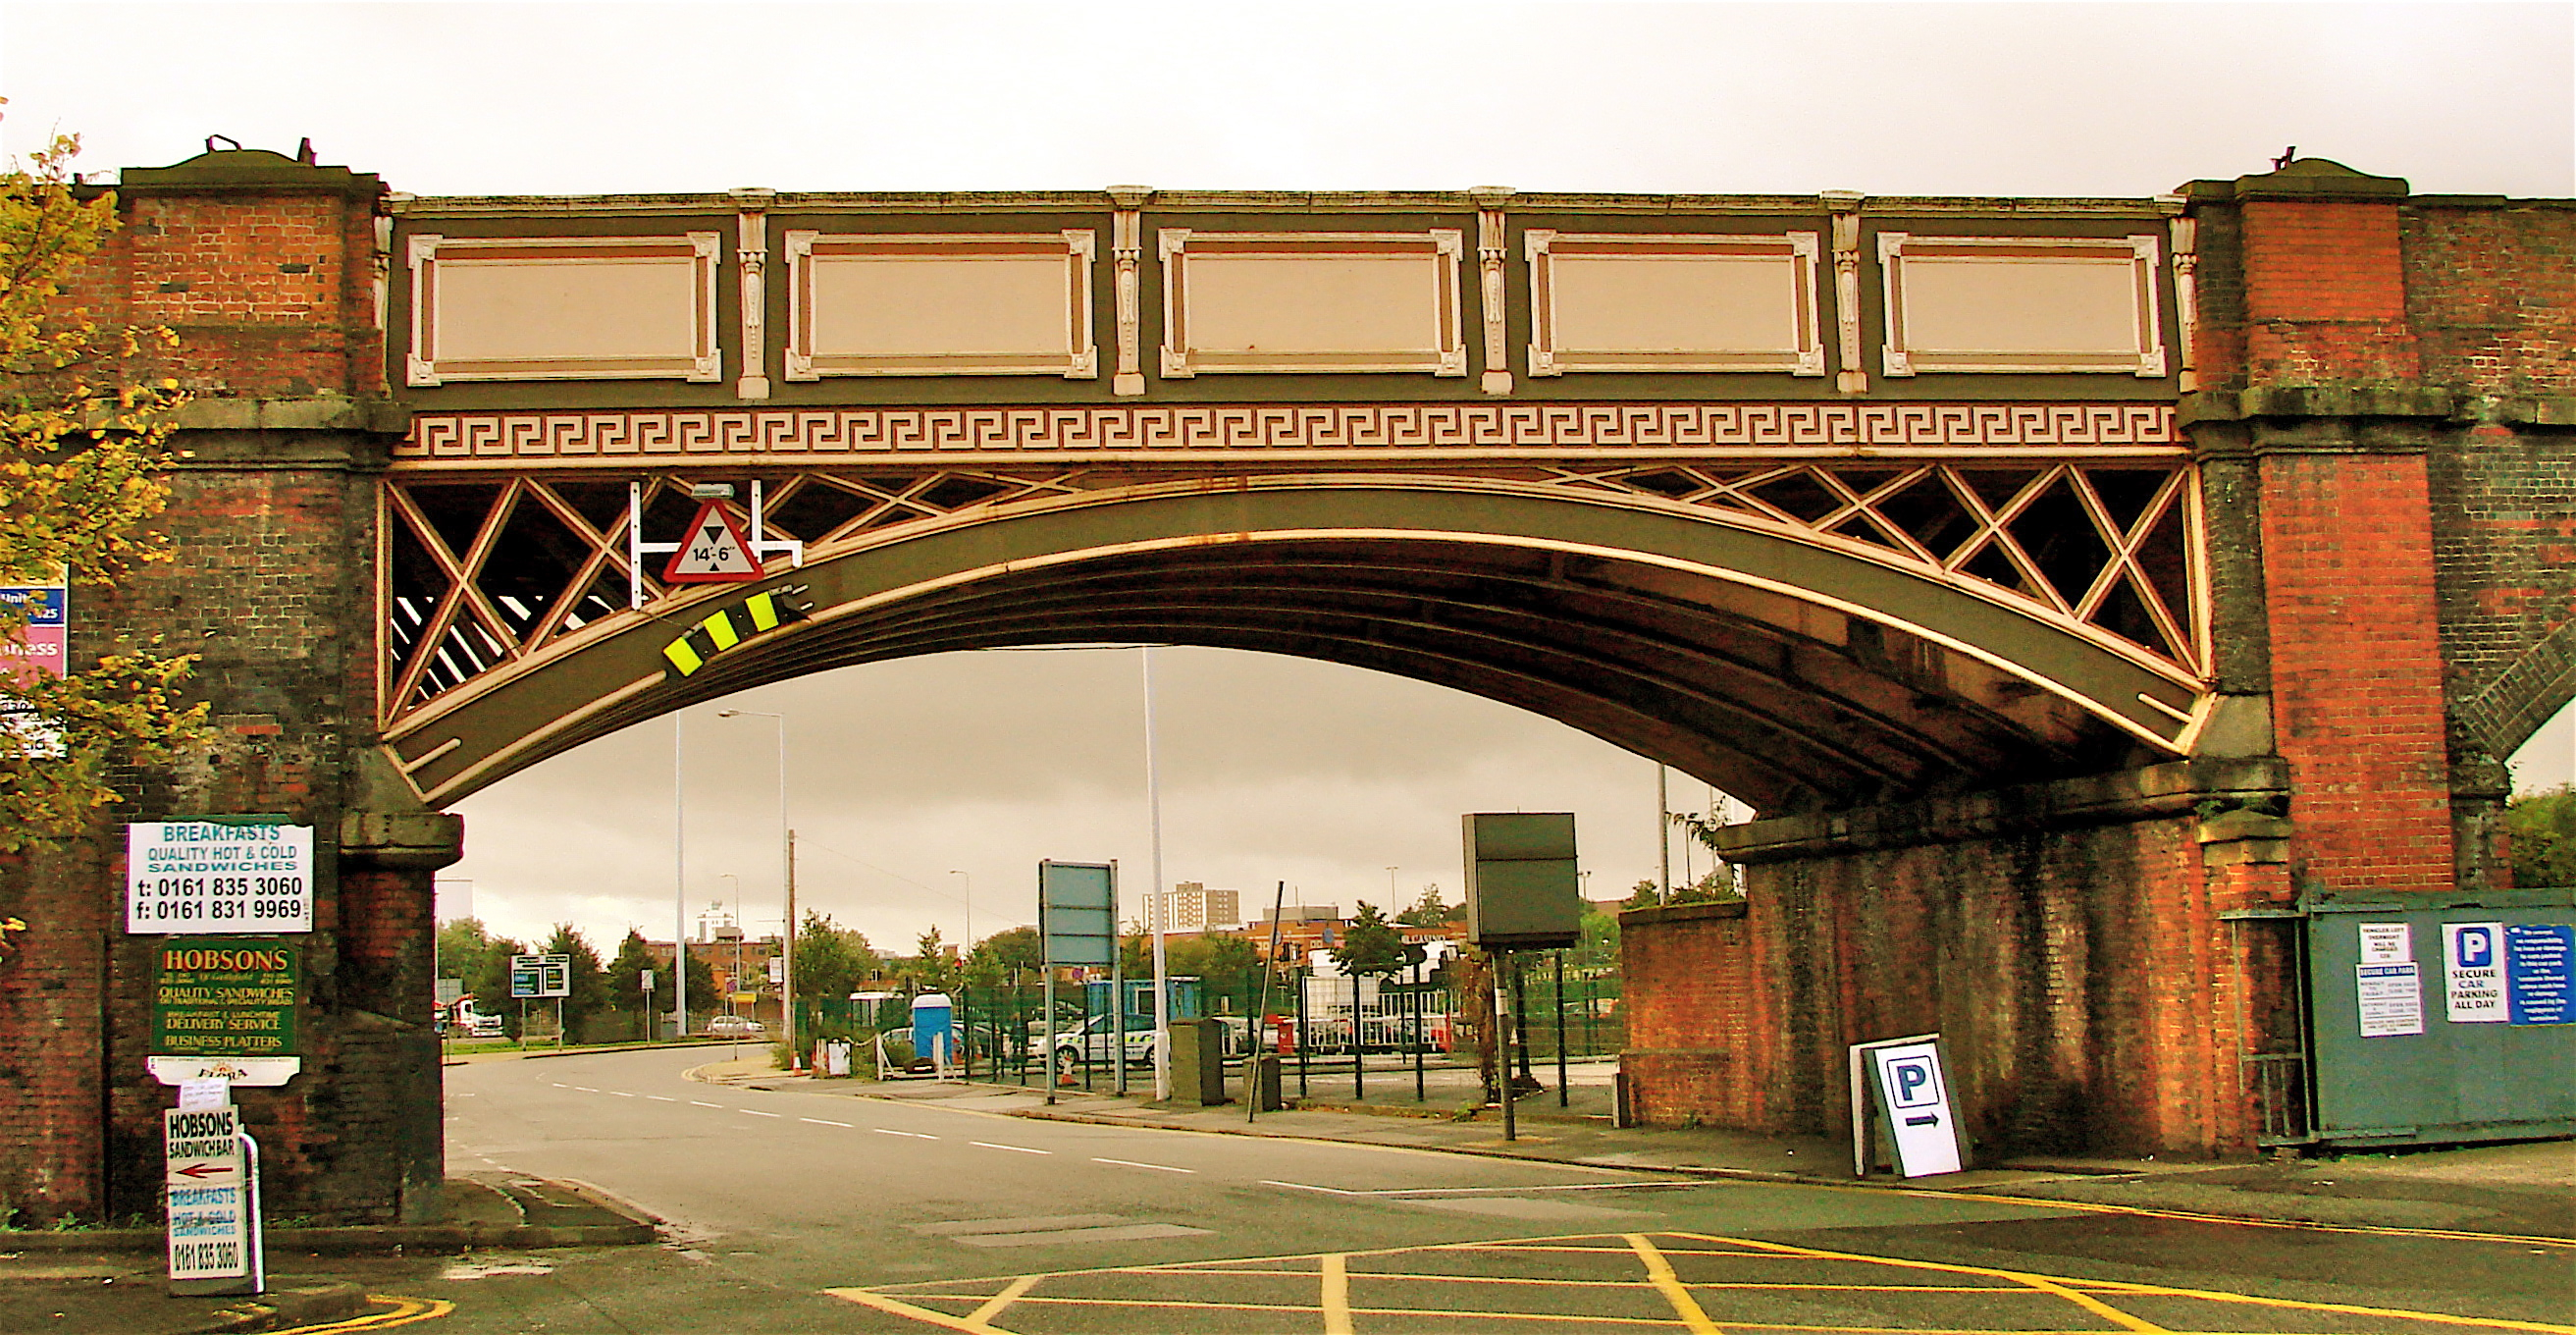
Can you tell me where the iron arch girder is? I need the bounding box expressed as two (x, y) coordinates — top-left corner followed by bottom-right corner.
(751, 557), (2024, 790)
(827, 542), (2110, 772)
(385, 484), (2205, 806)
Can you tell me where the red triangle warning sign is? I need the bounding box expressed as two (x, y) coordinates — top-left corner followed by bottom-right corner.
(662, 502), (764, 583)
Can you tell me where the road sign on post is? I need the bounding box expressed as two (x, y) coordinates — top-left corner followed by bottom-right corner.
(1039, 861), (1117, 1106)
(661, 502), (763, 583)
(165, 1103), (262, 1295)
(509, 954), (571, 999)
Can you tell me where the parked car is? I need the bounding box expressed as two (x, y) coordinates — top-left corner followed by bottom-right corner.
(706, 1015), (766, 1038)
(1029, 1012), (1156, 1074)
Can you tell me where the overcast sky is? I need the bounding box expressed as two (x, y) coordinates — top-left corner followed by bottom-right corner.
(5, 3), (2569, 956)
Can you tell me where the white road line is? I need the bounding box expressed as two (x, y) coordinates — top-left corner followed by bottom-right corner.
(873, 1129), (938, 1140)
(1093, 1157), (1193, 1174)
(690, 1101), (723, 1108)
(550, 1083), (569, 1089)
(972, 1142), (1051, 1155)
(1264, 1179), (1693, 1198)
(647, 1095), (677, 1102)
(608, 1092), (635, 1097)
(572, 1087), (599, 1093)
(801, 1118), (853, 1128)
(741, 1109), (782, 1118)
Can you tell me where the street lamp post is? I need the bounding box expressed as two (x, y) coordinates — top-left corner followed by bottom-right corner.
(718, 708), (794, 1069)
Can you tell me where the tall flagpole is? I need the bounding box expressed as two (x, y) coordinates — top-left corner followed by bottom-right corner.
(673, 712), (689, 1040)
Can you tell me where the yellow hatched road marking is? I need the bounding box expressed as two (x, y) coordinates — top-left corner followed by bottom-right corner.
(269, 1296), (455, 1334)
(1323, 1252), (1355, 1334)
(825, 1285), (1024, 1334)
(1916, 1187), (2576, 1251)
(965, 1273), (1038, 1328)
(1677, 1233), (2576, 1335)
(1627, 1232), (1725, 1335)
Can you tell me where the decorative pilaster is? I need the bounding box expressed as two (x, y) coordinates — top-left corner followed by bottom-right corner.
(2166, 200), (2200, 394)
(1109, 186), (1152, 396)
(733, 187), (774, 400)
(1471, 187), (1513, 396)
(1823, 191), (1866, 394)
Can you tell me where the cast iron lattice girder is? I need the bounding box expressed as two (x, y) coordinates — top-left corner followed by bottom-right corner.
(378, 458), (2204, 805)
(380, 458), (2203, 721)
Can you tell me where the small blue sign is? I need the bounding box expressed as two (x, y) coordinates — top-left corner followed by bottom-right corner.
(2504, 924), (2572, 1026)
(0, 587), (66, 625)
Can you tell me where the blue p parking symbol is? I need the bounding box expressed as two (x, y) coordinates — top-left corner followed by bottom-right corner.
(2457, 927), (2495, 969)
(1887, 1054), (1940, 1109)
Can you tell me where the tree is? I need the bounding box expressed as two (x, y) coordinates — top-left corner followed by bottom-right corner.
(1394, 884), (1452, 928)
(0, 116), (205, 851)
(539, 924), (608, 1035)
(1668, 810), (1746, 903)
(1570, 907), (1619, 974)
(1330, 901), (1415, 979)
(964, 925), (1041, 988)
(900, 925), (957, 993)
(605, 929), (656, 1016)
(2508, 786), (2576, 889)
(792, 909), (880, 1003)
(1621, 879), (1661, 910)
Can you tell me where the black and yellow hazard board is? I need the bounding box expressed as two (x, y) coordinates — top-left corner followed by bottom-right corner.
(660, 585), (815, 678)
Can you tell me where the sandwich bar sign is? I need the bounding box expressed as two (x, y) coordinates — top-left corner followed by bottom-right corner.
(127, 821), (314, 934)
(164, 1103), (262, 1293)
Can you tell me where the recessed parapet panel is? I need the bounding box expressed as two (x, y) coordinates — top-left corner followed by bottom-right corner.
(783, 231), (1098, 380)
(1525, 232), (1823, 376)
(1159, 231), (1465, 377)
(406, 234), (720, 386)
(1878, 234), (2166, 378)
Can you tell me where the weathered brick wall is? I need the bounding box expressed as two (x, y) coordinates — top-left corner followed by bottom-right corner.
(2411, 204), (2576, 764)
(0, 151), (448, 1226)
(64, 162), (384, 399)
(2238, 200), (2419, 385)
(0, 845), (110, 1224)
(1653, 799), (2294, 1160)
(2259, 453), (2458, 893)
(1617, 901), (1757, 1129)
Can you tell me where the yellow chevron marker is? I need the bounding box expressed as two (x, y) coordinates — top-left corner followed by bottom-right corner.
(661, 638), (706, 676)
(699, 610), (741, 651)
(745, 592), (783, 632)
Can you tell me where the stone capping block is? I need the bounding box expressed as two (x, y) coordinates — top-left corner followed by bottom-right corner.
(173, 398), (412, 435)
(1715, 756), (2290, 863)
(339, 810), (465, 868)
(2182, 386), (2456, 425)
(1617, 899), (1749, 928)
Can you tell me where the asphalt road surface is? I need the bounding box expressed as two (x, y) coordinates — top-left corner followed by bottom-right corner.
(349, 1047), (2572, 1334)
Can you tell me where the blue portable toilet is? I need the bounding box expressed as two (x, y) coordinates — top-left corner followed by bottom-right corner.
(911, 992), (955, 1068)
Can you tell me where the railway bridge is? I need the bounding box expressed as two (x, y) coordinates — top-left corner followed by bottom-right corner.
(0, 146), (2568, 1222)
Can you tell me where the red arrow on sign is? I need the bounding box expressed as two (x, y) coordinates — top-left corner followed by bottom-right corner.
(172, 1163), (236, 1179)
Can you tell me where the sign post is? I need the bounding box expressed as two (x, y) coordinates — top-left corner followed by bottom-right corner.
(165, 1102), (261, 1296)
(640, 968), (656, 1043)
(1038, 861), (1117, 1106)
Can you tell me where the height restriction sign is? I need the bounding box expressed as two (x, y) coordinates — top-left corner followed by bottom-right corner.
(661, 502), (762, 583)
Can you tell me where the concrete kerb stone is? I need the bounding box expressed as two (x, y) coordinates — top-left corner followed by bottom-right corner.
(0, 1178), (662, 1255)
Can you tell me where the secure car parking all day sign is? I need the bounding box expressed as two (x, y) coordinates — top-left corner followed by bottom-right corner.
(127, 822), (314, 934)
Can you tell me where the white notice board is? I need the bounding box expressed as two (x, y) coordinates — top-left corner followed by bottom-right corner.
(127, 822), (314, 934)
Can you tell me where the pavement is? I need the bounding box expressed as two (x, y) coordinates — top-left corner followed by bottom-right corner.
(5, 1048), (2564, 1333)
